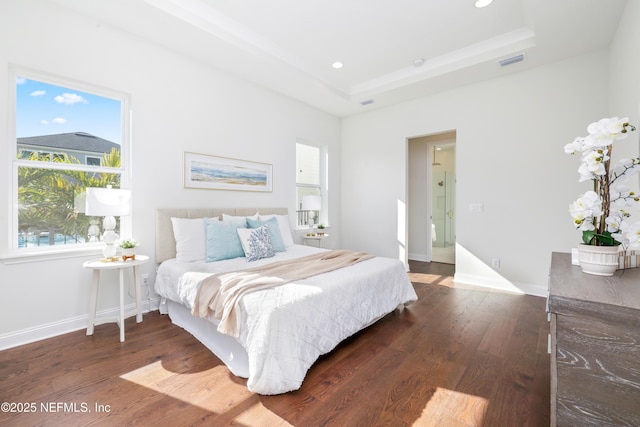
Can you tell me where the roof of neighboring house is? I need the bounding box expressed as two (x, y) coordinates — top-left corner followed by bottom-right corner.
(17, 132), (119, 154)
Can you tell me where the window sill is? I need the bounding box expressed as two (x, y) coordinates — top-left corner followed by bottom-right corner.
(294, 225), (330, 233)
(1, 246), (103, 265)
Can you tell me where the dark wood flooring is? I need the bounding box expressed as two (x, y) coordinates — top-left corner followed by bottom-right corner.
(0, 261), (550, 426)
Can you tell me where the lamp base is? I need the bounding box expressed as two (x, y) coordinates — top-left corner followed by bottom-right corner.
(101, 217), (118, 261)
(102, 242), (117, 259)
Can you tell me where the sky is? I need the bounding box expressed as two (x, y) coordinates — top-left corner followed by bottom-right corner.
(16, 76), (122, 144)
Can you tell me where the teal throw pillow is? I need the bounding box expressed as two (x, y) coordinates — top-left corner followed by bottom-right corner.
(204, 218), (245, 262)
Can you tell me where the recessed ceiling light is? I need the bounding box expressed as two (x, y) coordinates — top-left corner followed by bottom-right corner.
(332, 61), (343, 69)
(474, 0), (493, 7)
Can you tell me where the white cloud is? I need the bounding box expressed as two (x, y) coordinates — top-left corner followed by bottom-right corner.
(30, 90), (46, 97)
(54, 93), (87, 105)
(16, 77), (26, 85)
(41, 118), (67, 125)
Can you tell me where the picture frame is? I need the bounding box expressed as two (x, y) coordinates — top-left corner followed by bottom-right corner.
(184, 152), (273, 192)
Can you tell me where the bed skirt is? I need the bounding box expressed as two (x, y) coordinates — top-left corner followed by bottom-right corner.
(166, 299), (250, 378)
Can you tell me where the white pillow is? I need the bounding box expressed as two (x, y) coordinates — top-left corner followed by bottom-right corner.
(259, 214), (294, 247)
(237, 225), (275, 262)
(171, 217), (212, 262)
(222, 213), (259, 227)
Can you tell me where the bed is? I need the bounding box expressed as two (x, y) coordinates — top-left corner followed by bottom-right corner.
(154, 207), (418, 395)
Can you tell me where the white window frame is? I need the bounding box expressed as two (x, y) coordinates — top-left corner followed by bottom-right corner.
(295, 139), (328, 229)
(86, 156), (101, 166)
(5, 66), (131, 263)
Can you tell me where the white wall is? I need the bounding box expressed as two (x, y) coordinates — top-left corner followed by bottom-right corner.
(609, 0), (640, 161)
(342, 50), (615, 295)
(0, 0), (341, 345)
(605, 1), (640, 250)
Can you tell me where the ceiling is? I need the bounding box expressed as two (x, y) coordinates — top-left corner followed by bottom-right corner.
(51, 0), (627, 117)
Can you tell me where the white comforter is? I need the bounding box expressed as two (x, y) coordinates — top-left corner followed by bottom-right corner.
(155, 245), (417, 394)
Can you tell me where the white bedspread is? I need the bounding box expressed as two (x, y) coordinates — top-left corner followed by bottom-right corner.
(155, 245), (417, 394)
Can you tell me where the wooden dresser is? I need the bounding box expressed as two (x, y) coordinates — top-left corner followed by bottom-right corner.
(548, 252), (640, 426)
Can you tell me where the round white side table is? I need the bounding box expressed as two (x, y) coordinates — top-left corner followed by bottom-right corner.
(303, 234), (329, 248)
(83, 255), (149, 342)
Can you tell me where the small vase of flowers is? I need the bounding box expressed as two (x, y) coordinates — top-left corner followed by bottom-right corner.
(565, 117), (640, 275)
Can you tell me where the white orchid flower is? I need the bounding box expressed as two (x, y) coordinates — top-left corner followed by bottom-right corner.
(566, 117), (636, 247)
(623, 221), (640, 249)
(564, 137), (585, 154)
(605, 215), (622, 233)
(587, 117), (633, 144)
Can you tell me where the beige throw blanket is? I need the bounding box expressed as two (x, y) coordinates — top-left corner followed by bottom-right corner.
(193, 249), (374, 337)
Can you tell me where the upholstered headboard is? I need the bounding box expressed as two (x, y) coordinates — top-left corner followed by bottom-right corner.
(155, 207), (289, 263)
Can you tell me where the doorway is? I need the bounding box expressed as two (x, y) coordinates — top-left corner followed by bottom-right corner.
(408, 131), (456, 264)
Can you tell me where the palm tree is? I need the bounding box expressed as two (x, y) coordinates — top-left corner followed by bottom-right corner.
(17, 148), (121, 247)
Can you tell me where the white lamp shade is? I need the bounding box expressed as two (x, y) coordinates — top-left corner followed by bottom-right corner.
(301, 195), (321, 211)
(85, 187), (131, 217)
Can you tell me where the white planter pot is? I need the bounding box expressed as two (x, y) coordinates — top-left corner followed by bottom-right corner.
(121, 247), (136, 260)
(578, 244), (620, 276)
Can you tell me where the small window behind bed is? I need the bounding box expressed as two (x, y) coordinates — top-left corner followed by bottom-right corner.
(296, 141), (324, 227)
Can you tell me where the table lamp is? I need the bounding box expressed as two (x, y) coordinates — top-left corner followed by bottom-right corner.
(85, 187), (131, 260)
(301, 195), (321, 228)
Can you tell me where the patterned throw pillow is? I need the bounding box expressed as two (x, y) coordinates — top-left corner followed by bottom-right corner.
(247, 217), (285, 252)
(237, 225), (275, 262)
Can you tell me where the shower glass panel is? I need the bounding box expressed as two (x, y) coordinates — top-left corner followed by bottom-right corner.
(432, 171), (455, 248)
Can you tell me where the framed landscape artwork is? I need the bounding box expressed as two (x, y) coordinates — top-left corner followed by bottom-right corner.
(184, 152), (273, 192)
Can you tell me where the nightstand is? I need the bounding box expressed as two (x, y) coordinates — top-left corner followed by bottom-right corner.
(83, 255), (149, 342)
(548, 252), (640, 425)
(303, 234), (329, 248)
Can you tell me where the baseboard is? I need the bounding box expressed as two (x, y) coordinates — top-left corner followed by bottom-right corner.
(453, 273), (547, 297)
(408, 253), (428, 262)
(514, 282), (547, 298)
(0, 297), (162, 351)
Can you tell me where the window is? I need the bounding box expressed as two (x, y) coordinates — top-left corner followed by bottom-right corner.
(86, 156), (101, 166)
(296, 142), (325, 227)
(11, 68), (129, 254)
(17, 150), (34, 159)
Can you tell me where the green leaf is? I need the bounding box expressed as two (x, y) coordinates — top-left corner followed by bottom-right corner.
(582, 230), (620, 246)
(582, 230), (595, 245)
